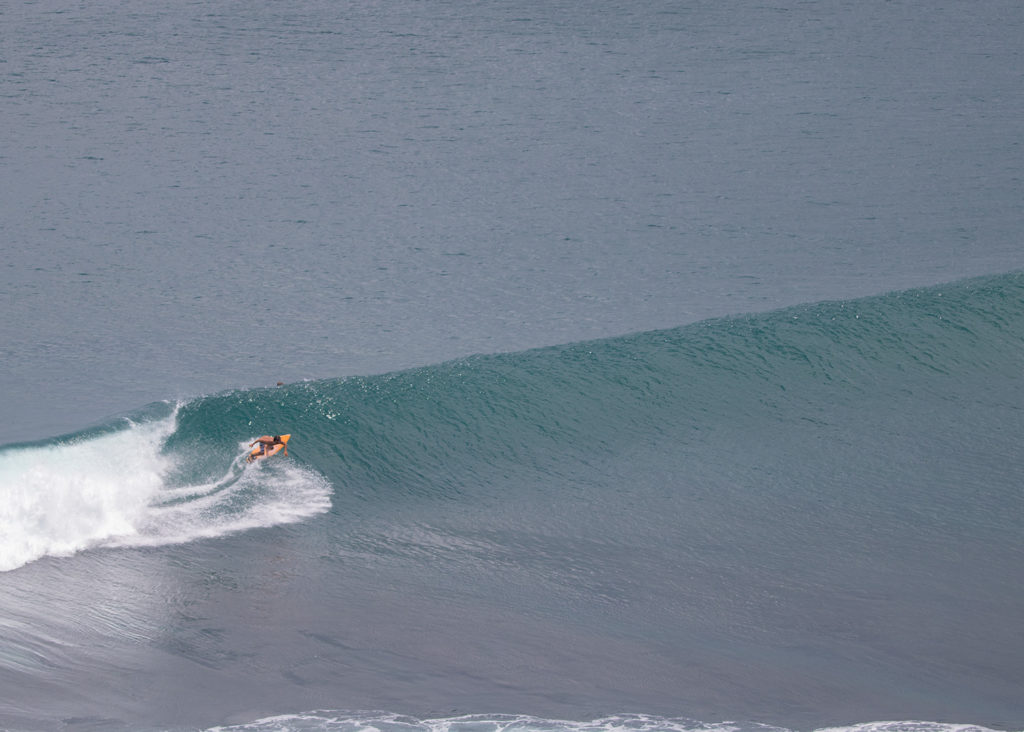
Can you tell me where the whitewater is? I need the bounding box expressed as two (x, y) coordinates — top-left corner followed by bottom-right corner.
(0, 409), (331, 572)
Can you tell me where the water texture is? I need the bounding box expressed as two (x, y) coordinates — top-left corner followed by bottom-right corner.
(1, 1), (1023, 731)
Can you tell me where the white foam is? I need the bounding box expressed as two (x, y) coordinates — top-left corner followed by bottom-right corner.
(204, 713), (1012, 732)
(818, 724), (1003, 732)
(205, 713), (750, 732)
(0, 417), (174, 571)
(120, 444), (332, 549)
(0, 416), (331, 572)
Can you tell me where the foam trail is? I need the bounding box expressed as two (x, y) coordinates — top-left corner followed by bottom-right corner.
(120, 440), (333, 549)
(0, 416), (175, 572)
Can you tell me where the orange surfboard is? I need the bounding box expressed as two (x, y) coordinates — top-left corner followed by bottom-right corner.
(247, 434), (290, 462)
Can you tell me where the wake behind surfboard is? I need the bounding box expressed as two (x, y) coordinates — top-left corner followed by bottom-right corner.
(247, 434), (291, 463)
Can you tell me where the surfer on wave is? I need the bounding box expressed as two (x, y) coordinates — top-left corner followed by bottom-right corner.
(250, 435), (288, 458)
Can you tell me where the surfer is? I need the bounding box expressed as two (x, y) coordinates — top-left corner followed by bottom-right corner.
(250, 435), (288, 458)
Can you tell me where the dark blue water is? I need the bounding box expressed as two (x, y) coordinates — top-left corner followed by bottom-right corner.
(1, 2), (1023, 731)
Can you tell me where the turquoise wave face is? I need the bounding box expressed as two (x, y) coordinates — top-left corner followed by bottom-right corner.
(3, 271), (1022, 572)
(169, 270), (1024, 500)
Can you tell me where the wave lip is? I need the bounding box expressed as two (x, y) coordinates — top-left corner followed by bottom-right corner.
(0, 411), (332, 572)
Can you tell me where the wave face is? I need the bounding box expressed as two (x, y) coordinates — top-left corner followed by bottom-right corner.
(172, 270), (1024, 506)
(6, 271), (1021, 572)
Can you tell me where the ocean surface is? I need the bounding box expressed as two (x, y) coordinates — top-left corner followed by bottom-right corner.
(1, 2), (1023, 731)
